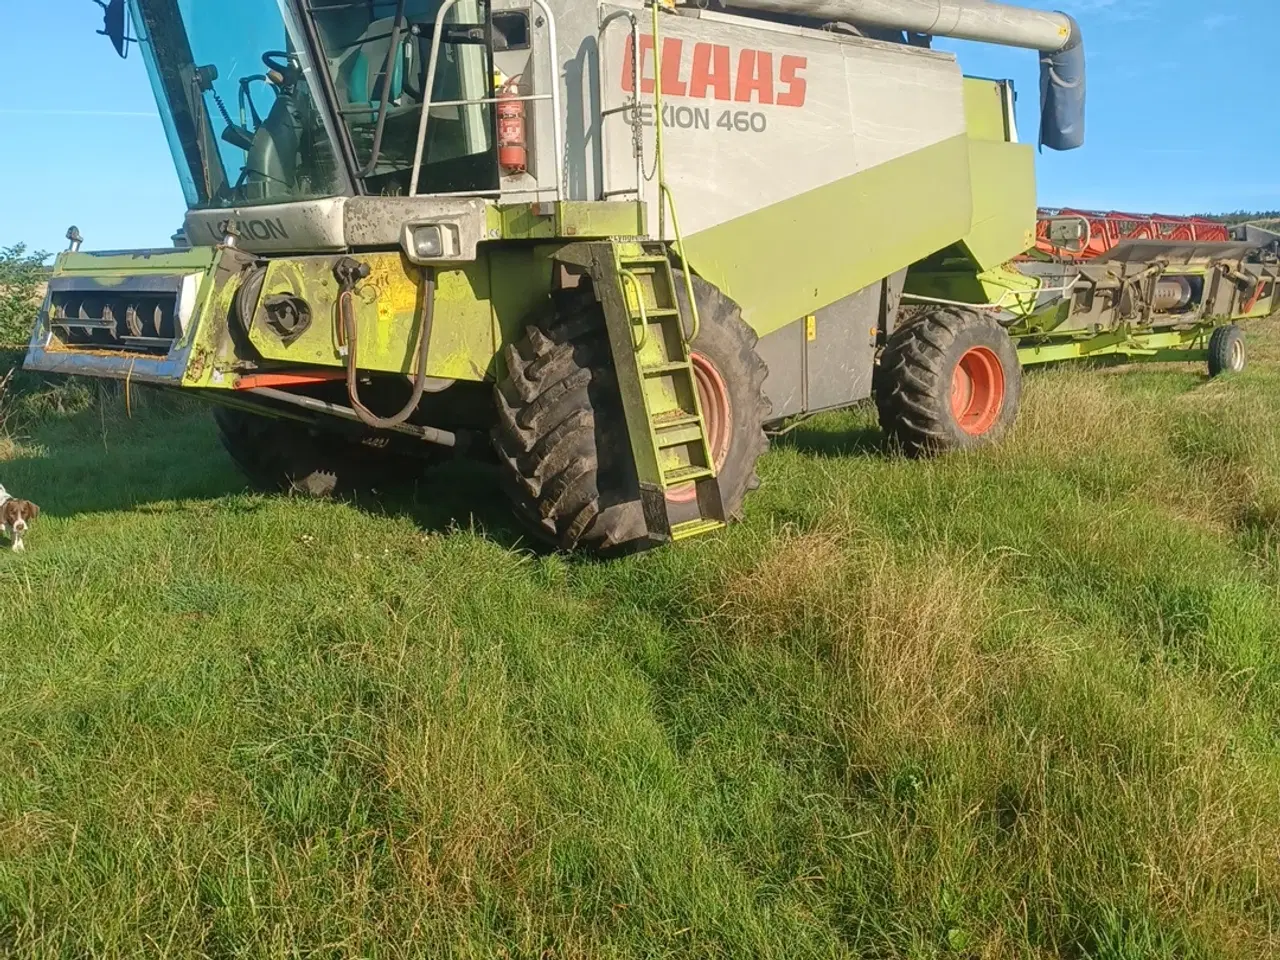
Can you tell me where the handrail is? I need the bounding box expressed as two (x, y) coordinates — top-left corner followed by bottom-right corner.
(619, 270), (649, 350)
(630, 13), (643, 197)
(408, 0), (564, 200)
(597, 11), (644, 200)
(650, 0), (701, 345)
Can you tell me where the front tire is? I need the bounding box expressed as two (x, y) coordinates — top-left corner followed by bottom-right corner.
(492, 289), (646, 552)
(875, 307), (1022, 457)
(492, 274), (770, 553)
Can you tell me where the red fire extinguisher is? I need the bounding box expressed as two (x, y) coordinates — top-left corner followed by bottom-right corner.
(497, 74), (527, 174)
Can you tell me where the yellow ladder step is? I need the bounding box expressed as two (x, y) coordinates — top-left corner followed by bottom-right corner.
(656, 422), (706, 449)
(652, 411), (701, 427)
(664, 464), (714, 486)
(671, 518), (726, 541)
(620, 255), (675, 267)
(642, 360), (691, 376)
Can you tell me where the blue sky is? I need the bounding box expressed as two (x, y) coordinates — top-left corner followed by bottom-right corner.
(1, 0), (1276, 256)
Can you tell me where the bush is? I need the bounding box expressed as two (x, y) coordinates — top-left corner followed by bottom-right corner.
(0, 243), (49, 348)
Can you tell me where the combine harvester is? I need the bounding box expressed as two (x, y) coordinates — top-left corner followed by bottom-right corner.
(24, 0), (1280, 553)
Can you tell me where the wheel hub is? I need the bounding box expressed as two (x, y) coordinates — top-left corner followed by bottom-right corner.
(667, 352), (733, 504)
(950, 346), (1006, 437)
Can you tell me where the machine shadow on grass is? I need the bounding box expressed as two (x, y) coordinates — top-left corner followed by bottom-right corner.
(771, 421), (887, 459)
(0, 393), (533, 549)
(0, 397), (885, 555)
(0, 406), (247, 517)
(356, 456), (533, 553)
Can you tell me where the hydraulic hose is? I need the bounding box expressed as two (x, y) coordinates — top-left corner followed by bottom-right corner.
(335, 258), (437, 430)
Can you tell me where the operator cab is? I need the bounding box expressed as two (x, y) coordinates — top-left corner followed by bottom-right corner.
(96, 0), (529, 211)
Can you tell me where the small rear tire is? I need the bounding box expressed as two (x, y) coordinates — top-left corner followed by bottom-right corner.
(1208, 324), (1246, 377)
(874, 306), (1022, 457)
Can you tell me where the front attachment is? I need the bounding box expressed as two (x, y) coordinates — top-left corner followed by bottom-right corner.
(24, 246), (245, 388)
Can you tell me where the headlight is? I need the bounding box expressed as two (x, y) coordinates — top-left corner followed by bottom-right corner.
(411, 225), (444, 260)
(398, 216), (474, 264)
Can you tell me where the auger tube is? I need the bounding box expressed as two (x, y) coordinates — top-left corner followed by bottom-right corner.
(722, 0), (1077, 52)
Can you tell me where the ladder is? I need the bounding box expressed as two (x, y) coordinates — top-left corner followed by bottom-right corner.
(599, 241), (726, 543)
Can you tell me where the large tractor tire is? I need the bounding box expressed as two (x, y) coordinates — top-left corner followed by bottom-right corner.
(492, 275), (769, 553)
(875, 306), (1022, 457)
(670, 273), (771, 521)
(1207, 323), (1246, 377)
(213, 407), (412, 498)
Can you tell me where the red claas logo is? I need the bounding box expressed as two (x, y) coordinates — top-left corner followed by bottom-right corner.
(622, 36), (807, 107)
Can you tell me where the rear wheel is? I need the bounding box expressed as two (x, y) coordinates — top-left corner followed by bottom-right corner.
(492, 275), (769, 553)
(875, 306), (1022, 457)
(213, 407), (419, 497)
(1208, 323), (1246, 377)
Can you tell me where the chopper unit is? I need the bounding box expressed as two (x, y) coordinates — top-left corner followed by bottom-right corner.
(25, 0), (1280, 553)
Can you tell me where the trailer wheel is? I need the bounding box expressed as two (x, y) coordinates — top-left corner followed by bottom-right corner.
(493, 276), (769, 552)
(1208, 324), (1246, 377)
(212, 407), (410, 498)
(875, 306), (1022, 457)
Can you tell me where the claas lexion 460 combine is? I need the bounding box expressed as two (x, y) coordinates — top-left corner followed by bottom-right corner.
(27, 0), (1280, 553)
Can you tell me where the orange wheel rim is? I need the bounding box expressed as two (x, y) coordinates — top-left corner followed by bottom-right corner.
(950, 346), (1005, 437)
(667, 353), (733, 504)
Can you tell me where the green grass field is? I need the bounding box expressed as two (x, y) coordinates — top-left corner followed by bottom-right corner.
(3, 326), (1280, 959)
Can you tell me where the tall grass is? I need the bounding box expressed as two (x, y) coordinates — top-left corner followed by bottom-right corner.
(2, 324), (1280, 957)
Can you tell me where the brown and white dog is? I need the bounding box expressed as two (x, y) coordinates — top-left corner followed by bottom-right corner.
(0, 485), (39, 552)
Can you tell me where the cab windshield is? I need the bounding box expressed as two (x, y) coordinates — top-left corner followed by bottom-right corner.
(302, 0), (497, 196)
(129, 0), (347, 209)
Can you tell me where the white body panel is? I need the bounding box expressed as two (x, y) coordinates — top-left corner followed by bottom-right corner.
(596, 5), (967, 240)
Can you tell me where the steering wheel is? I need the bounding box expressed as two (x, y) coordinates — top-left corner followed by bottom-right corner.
(262, 51), (300, 75)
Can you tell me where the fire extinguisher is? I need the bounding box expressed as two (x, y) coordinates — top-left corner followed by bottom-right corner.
(496, 74), (527, 174)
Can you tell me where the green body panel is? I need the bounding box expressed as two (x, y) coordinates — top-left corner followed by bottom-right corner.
(683, 135), (974, 338)
(488, 245), (561, 371)
(957, 78), (1037, 270)
(955, 139), (1038, 271)
(962, 78), (1011, 143)
(1018, 328), (1210, 366)
(243, 245), (562, 383)
(906, 80), (1036, 280)
(184, 253), (255, 389)
(32, 243), (559, 389)
(51, 247), (218, 279)
(248, 253), (496, 382)
(906, 264), (1043, 320)
(497, 201), (647, 240)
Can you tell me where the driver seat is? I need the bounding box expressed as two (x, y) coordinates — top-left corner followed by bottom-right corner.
(332, 18), (413, 123)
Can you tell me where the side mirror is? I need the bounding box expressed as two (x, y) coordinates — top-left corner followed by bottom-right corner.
(93, 0), (131, 59)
